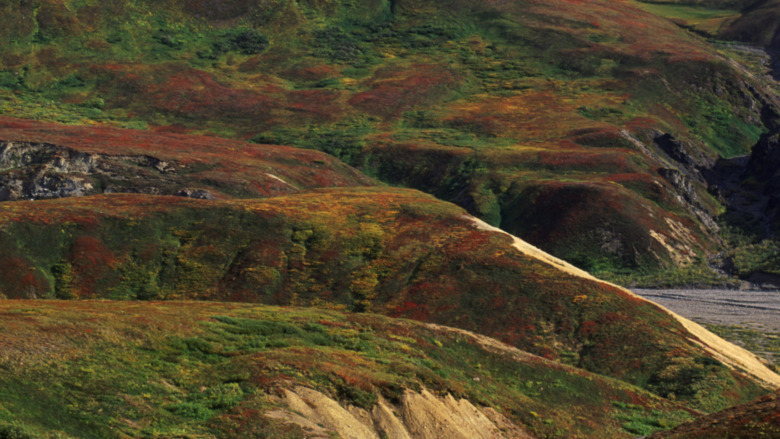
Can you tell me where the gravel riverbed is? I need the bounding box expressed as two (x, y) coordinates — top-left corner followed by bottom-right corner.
(632, 289), (780, 332)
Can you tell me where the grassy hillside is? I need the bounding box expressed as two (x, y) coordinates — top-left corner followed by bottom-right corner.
(0, 0), (776, 280)
(648, 389), (780, 438)
(0, 189), (772, 412)
(0, 116), (376, 200)
(0, 300), (703, 438)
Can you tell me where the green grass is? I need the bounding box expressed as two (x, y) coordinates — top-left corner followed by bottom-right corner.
(603, 258), (737, 288)
(636, 2), (739, 31)
(705, 324), (780, 371)
(0, 300), (699, 438)
(0, 0), (774, 281)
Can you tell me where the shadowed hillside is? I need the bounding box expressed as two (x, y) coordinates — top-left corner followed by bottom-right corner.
(719, 0), (780, 50)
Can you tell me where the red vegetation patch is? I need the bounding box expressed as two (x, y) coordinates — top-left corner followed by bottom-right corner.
(0, 116), (375, 198)
(286, 89), (344, 121)
(68, 236), (119, 298)
(349, 64), (459, 119)
(93, 63), (347, 132)
(0, 257), (49, 299)
(444, 89), (619, 140)
(280, 64), (341, 82)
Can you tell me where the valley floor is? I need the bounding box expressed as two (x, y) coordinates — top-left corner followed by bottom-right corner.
(634, 288), (780, 366)
(633, 288), (780, 332)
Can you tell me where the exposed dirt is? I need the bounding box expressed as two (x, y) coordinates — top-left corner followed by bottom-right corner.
(266, 384), (535, 439)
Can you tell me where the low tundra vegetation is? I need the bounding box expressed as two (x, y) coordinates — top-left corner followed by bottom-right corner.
(0, 300), (696, 438)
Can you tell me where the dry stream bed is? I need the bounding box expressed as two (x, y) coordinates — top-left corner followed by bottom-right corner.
(633, 288), (780, 367)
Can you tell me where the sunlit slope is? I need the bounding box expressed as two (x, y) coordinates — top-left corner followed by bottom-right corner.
(0, 188), (774, 411)
(0, 301), (704, 438)
(1, 0), (777, 279)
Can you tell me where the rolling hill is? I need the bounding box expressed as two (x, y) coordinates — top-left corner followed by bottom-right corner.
(0, 300), (739, 438)
(1, 0), (779, 281)
(0, 184), (776, 413)
(1, 0), (780, 436)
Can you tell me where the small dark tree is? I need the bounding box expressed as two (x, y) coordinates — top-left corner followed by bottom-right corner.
(227, 29), (269, 55)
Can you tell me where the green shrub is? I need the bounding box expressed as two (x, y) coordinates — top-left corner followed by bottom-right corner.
(214, 29), (269, 56)
(203, 383), (244, 409)
(0, 423), (32, 439)
(166, 402), (213, 420)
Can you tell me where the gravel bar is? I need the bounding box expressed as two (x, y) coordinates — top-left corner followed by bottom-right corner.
(632, 289), (780, 332)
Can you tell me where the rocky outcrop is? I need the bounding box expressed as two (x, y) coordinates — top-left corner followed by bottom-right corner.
(0, 141), (216, 201)
(653, 133), (715, 174)
(267, 385), (534, 439)
(645, 132), (723, 236)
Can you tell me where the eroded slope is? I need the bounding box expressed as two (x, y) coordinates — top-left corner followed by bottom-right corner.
(0, 189), (774, 411)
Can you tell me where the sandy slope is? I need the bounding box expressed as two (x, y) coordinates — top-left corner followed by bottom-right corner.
(267, 385), (533, 439)
(467, 216), (780, 389)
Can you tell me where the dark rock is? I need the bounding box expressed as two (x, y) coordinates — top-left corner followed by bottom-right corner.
(175, 188), (216, 200)
(746, 130), (780, 184)
(0, 140), (194, 201)
(652, 132), (714, 173)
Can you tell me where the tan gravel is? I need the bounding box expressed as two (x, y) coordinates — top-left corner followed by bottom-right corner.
(267, 384), (534, 438)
